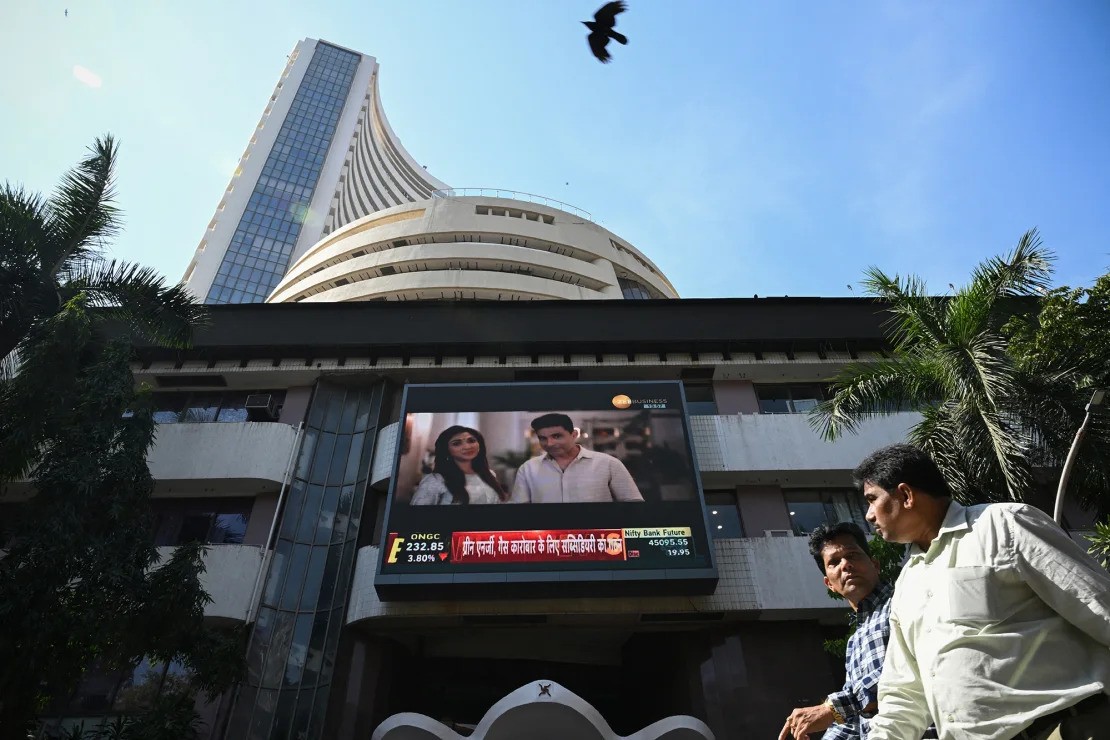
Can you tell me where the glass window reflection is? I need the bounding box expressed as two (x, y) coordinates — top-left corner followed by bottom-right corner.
(705, 491), (744, 538)
(784, 489), (871, 536)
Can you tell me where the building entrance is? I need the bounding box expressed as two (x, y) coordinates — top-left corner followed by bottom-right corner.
(374, 630), (703, 737)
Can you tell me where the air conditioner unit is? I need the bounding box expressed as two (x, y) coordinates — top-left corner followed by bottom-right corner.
(764, 529), (794, 538)
(245, 394), (278, 421)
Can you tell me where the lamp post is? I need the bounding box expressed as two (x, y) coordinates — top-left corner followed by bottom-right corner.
(1054, 389), (1106, 526)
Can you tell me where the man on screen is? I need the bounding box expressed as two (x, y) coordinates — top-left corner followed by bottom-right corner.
(511, 413), (644, 503)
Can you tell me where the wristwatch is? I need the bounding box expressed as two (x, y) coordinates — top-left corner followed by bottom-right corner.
(824, 699), (846, 725)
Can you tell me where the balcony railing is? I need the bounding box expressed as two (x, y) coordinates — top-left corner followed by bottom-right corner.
(148, 421), (298, 488)
(433, 188), (593, 222)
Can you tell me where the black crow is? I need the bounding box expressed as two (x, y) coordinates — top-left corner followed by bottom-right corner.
(583, 1), (627, 64)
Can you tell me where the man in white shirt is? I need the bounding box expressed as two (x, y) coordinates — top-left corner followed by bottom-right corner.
(511, 413), (644, 503)
(856, 444), (1110, 740)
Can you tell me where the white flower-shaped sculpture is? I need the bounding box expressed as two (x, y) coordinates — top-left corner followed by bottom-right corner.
(371, 679), (714, 740)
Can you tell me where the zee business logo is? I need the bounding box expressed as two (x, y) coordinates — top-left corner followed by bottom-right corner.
(611, 394), (668, 410)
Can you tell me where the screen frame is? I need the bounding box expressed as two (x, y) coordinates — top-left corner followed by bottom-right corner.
(374, 380), (718, 600)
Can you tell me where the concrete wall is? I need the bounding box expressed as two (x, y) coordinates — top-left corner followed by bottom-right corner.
(244, 493), (279, 546)
(158, 544), (264, 623)
(689, 412), (919, 484)
(711, 380), (759, 415)
(148, 422), (298, 494)
(735, 485), (791, 534)
(371, 422), (400, 486)
(280, 386), (314, 425)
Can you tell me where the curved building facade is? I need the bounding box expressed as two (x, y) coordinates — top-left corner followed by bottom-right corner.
(320, 66), (446, 234)
(184, 38), (676, 305)
(268, 193), (677, 303)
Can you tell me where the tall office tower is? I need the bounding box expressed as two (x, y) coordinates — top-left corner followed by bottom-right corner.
(182, 39), (447, 304)
(184, 39), (678, 305)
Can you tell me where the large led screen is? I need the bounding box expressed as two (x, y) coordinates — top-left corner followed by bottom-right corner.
(375, 382), (717, 599)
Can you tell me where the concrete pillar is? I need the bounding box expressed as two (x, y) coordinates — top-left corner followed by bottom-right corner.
(736, 484), (791, 534)
(712, 379), (760, 414)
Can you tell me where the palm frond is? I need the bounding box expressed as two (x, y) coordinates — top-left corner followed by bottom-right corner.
(946, 229), (1054, 343)
(910, 401), (1033, 503)
(971, 228), (1054, 299)
(970, 406), (1034, 501)
(911, 405), (978, 500)
(1, 185), (60, 355)
(42, 135), (121, 278)
(810, 356), (943, 440)
(938, 331), (1018, 410)
(862, 267), (947, 351)
(0, 184), (51, 266)
(61, 259), (208, 349)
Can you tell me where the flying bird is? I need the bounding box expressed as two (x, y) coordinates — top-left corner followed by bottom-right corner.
(583, 1), (628, 64)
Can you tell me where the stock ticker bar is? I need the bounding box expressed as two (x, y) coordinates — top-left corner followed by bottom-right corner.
(384, 527), (697, 569)
(452, 528), (627, 564)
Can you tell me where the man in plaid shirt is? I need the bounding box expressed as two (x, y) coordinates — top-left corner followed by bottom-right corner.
(780, 522), (893, 740)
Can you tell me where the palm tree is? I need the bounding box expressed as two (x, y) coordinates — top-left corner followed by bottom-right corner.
(810, 229), (1054, 504)
(0, 135), (205, 361)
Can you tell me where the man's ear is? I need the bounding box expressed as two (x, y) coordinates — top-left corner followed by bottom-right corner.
(572, 427), (581, 439)
(823, 575), (832, 590)
(897, 482), (915, 509)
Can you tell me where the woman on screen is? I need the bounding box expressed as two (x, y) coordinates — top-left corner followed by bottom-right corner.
(410, 426), (507, 505)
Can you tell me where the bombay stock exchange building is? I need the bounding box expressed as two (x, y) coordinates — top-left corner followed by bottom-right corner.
(37, 36), (897, 740)
(182, 38), (675, 305)
(37, 36), (1094, 740)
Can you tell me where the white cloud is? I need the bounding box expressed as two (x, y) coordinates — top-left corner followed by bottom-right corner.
(72, 65), (102, 88)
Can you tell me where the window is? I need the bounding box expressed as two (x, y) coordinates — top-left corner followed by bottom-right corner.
(43, 656), (195, 720)
(683, 382), (717, 415)
(617, 276), (653, 300)
(112, 658), (189, 711)
(755, 384), (828, 414)
(180, 393), (221, 423)
(705, 491), (744, 538)
(784, 489), (870, 536)
(152, 498), (253, 546)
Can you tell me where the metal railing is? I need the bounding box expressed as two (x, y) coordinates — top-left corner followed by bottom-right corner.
(432, 188), (593, 222)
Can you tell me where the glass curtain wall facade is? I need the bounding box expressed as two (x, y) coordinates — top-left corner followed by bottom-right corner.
(227, 382), (386, 738)
(206, 43), (361, 304)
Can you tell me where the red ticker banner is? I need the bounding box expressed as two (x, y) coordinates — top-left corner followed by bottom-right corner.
(451, 528), (627, 564)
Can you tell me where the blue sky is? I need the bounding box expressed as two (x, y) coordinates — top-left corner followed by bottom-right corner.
(2, 1), (1108, 298)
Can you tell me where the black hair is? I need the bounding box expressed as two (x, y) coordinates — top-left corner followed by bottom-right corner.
(530, 413), (574, 433)
(808, 522), (870, 573)
(432, 426), (506, 504)
(852, 443), (952, 499)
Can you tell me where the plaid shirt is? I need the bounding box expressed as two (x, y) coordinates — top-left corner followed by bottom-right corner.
(822, 581), (895, 740)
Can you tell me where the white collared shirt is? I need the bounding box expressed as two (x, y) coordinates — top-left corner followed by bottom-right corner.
(869, 501), (1110, 740)
(510, 447), (644, 503)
